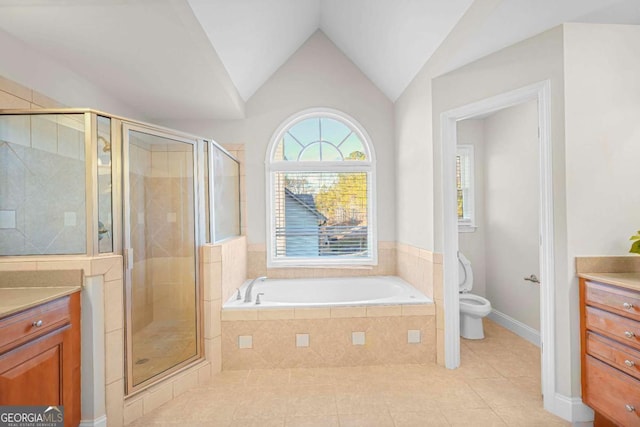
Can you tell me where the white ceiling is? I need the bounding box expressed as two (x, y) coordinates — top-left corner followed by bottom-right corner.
(0, 0), (638, 120)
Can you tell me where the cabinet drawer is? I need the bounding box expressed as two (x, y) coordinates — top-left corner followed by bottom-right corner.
(584, 355), (640, 427)
(586, 281), (640, 321)
(587, 331), (640, 381)
(586, 306), (640, 351)
(0, 296), (71, 354)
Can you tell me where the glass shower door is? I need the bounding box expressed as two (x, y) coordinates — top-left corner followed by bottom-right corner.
(123, 125), (200, 393)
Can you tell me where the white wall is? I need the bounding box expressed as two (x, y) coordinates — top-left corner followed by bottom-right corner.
(457, 119), (486, 298)
(564, 23), (640, 256)
(0, 29), (141, 119)
(563, 22), (640, 397)
(164, 30), (396, 245)
(483, 100), (540, 331)
(430, 26), (573, 397)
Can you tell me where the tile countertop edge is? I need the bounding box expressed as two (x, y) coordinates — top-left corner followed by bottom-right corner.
(0, 286), (82, 319)
(577, 272), (640, 292)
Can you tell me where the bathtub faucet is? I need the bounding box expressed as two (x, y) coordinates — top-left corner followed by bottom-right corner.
(244, 276), (267, 303)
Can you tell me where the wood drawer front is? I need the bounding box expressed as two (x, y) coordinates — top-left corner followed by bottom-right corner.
(586, 281), (640, 321)
(587, 331), (640, 381)
(0, 296), (70, 354)
(585, 355), (640, 427)
(587, 306), (640, 351)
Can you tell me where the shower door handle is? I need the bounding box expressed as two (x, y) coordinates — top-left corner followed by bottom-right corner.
(524, 274), (540, 284)
(124, 248), (134, 271)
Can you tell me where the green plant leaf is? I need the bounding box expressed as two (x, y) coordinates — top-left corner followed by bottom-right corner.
(631, 240), (640, 255)
(631, 234), (640, 241)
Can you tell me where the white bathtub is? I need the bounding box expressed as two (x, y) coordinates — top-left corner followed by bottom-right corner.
(223, 276), (432, 309)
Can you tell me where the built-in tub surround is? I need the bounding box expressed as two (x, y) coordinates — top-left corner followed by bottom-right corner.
(221, 276), (434, 369)
(226, 276), (431, 308)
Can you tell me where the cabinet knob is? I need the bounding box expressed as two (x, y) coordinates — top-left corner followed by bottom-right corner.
(625, 360), (636, 368)
(624, 302), (634, 309)
(626, 404), (635, 413)
(32, 320), (43, 328)
(625, 331), (636, 339)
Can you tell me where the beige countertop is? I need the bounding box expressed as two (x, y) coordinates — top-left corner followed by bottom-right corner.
(0, 286), (81, 319)
(578, 272), (640, 292)
(0, 269), (83, 319)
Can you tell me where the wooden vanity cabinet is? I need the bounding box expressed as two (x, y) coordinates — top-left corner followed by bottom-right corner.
(0, 292), (80, 427)
(580, 278), (640, 426)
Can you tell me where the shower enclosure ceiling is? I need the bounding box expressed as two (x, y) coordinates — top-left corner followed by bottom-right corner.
(0, 109), (241, 395)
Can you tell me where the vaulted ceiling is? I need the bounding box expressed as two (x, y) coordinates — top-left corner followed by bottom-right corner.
(0, 0), (638, 121)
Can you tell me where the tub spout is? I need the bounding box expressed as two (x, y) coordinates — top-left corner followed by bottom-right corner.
(244, 276), (267, 303)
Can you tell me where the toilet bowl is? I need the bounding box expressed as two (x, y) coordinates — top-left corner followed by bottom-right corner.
(458, 252), (492, 339)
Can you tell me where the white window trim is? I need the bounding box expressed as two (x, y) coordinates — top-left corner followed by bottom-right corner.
(265, 108), (377, 268)
(457, 144), (476, 233)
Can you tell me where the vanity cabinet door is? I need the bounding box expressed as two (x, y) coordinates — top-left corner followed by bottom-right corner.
(0, 327), (66, 406)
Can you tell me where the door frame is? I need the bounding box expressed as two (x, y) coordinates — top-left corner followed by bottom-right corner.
(440, 80), (555, 410)
(121, 122), (202, 395)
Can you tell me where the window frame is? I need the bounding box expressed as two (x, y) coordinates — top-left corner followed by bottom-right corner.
(265, 108), (377, 268)
(456, 144), (476, 232)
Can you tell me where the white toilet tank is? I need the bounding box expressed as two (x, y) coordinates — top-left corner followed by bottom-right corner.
(458, 252), (473, 292)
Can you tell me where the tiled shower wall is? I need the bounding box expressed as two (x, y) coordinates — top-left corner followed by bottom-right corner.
(0, 113), (87, 255)
(128, 140), (196, 333)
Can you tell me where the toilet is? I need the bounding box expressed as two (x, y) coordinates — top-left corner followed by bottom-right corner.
(458, 251), (492, 339)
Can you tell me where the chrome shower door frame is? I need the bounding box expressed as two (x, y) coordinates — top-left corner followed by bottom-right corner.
(122, 122), (203, 396)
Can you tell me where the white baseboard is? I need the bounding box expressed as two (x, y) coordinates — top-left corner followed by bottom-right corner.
(549, 393), (594, 424)
(79, 415), (107, 427)
(487, 309), (540, 347)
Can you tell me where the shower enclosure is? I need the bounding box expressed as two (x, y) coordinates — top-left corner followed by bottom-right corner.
(0, 109), (241, 394)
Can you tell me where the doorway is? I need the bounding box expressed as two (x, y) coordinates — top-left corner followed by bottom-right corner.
(457, 99), (541, 346)
(122, 124), (201, 394)
(440, 81), (555, 412)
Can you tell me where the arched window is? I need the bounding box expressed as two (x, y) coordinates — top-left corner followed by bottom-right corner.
(266, 108), (376, 267)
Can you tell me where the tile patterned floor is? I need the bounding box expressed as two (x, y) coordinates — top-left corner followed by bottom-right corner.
(129, 319), (570, 426)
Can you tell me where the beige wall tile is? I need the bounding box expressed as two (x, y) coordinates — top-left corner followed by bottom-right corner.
(172, 369), (199, 397)
(123, 395), (144, 426)
(106, 379), (124, 427)
(0, 261), (37, 271)
(436, 300), (445, 330)
(198, 361), (213, 383)
(0, 91), (30, 109)
(210, 245), (222, 263)
(0, 76), (32, 101)
(221, 309), (258, 321)
(295, 308), (331, 319)
(366, 305), (402, 317)
(104, 279), (124, 333)
(378, 241), (396, 249)
(433, 263), (443, 300)
(437, 329), (445, 366)
(105, 329), (124, 385)
(401, 304), (435, 316)
(211, 300), (223, 337)
(36, 259), (91, 273)
(91, 256), (123, 281)
(142, 381), (173, 415)
(258, 309), (295, 320)
(206, 336), (222, 374)
(331, 307), (366, 318)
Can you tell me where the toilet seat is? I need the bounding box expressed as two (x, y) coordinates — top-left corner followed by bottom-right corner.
(459, 293), (491, 317)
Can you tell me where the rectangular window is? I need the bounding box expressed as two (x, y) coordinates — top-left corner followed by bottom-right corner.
(456, 145), (475, 231)
(272, 171), (371, 262)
